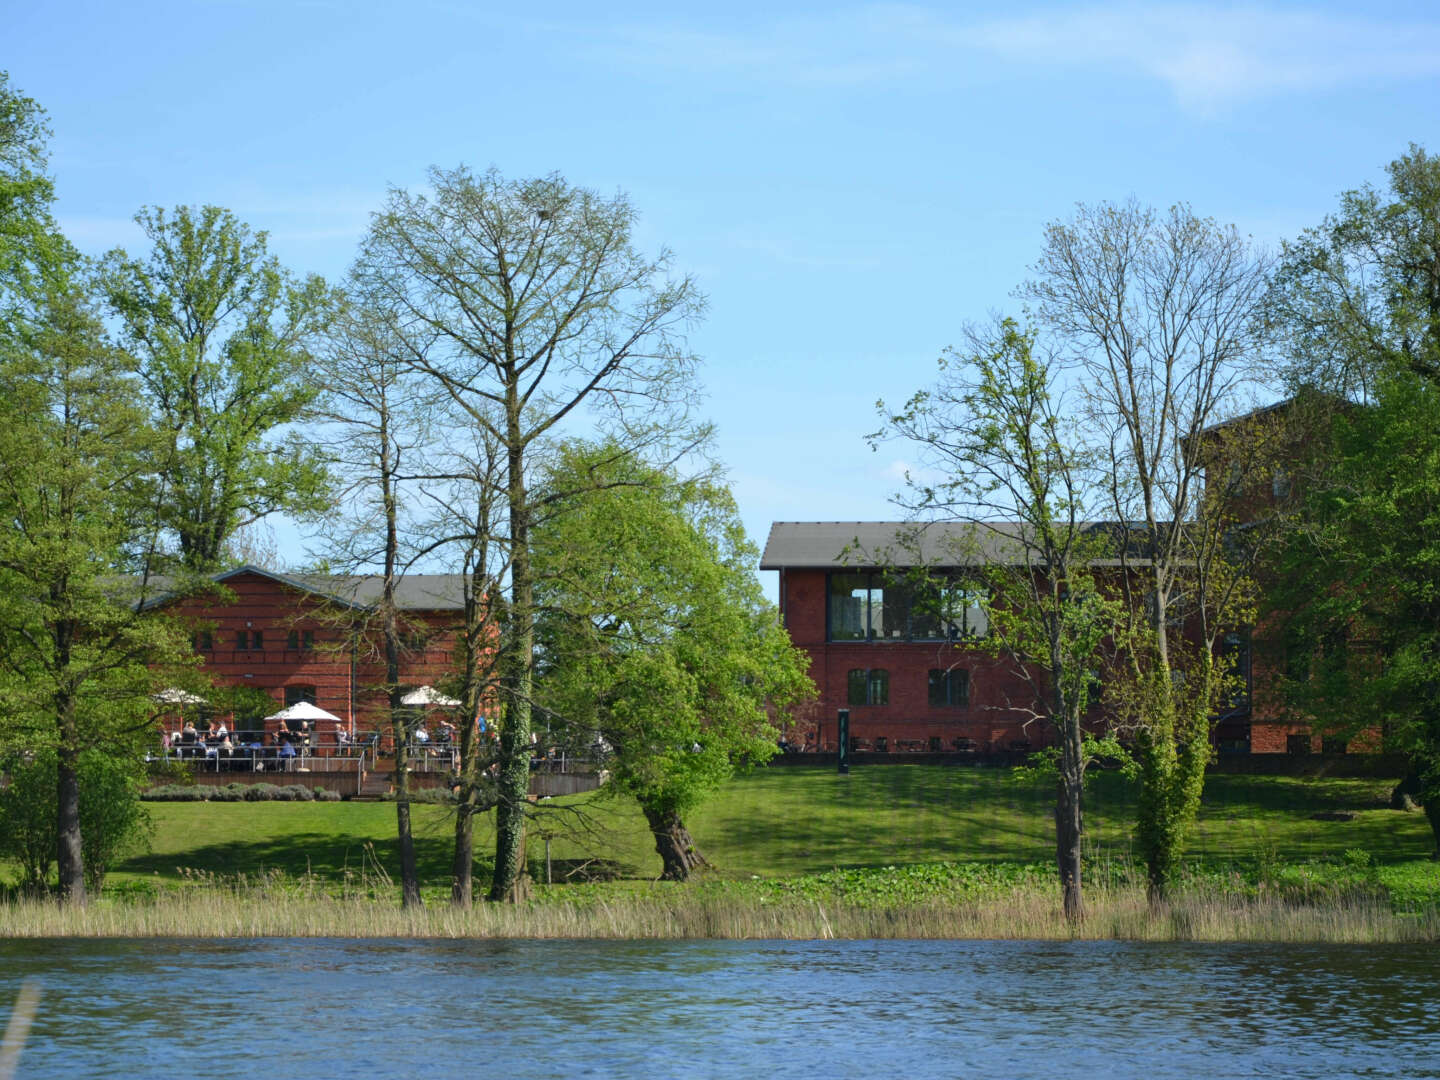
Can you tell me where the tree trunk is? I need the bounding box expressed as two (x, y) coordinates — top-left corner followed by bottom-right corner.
(382, 417), (422, 910)
(450, 711), (479, 907)
(1055, 764), (1084, 923)
(56, 745), (85, 905)
(642, 803), (707, 881)
(390, 681), (422, 909)
(489, 398), (532, 903)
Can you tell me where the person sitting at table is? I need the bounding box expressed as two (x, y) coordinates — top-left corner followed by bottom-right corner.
(413, 725), (430, 745)
(436, 719), (455, 743)
(214, 721), (228, 739)
(181, 721), (198, 743)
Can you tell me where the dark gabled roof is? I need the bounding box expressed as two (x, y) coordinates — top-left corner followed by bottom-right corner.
(140, 565), (467, 612)
(760, 521), (1030, 570)
(759, 520), (1160, 570)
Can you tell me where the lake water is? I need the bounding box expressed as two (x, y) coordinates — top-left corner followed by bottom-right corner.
(1, 938), (1437, 1078)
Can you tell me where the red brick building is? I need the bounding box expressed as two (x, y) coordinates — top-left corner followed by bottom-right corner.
(762, 521), (1260, 755)
(763, 522), (1066, 754)
(149, 565), (470, 740)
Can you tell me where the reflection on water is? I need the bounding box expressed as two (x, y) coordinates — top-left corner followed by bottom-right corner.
(1, 938), (1438, 1079)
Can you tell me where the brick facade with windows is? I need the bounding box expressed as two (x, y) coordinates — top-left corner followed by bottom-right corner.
(764, 528), (1064, 753)
(149, 565), (474, 740)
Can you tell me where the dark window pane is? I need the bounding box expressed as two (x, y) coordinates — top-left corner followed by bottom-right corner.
(285, 685), (317, 707)
(847, 669), (868, 705)
(287, 630), (299, 650)
(252, 630), (264, 650)
(829, 574), (870, 641)
(929, 668), (969, 707)
(236, 630), (248, 650)
(868, 669), (889, 705)
(876, 581), (904, 640)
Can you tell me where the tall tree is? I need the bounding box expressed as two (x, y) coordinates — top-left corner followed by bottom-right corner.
(879, 318), (1119, 920)
(1268, 146), (1440, 851)
(314, 301), (433, 908)
(1022, 200), (1271, 900)
(0, 254), (190, 904)
(532, 444), (813, 881)
(102, 205), (334, 571)
(351, 167), (704, 901)
(0, 74), (188, 904)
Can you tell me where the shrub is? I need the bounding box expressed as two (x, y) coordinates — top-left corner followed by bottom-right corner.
(313, 788), (341, 802)
(242, 784), (280, 802)
(0, 750), (152, 892)
(276, 785), (314, 802)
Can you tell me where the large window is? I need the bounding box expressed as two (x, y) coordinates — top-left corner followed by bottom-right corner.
(285, 685), (317, 708)
(847, 668), (889, 706)
(828, 573), (987, 642)
(928, 668), (969, 707)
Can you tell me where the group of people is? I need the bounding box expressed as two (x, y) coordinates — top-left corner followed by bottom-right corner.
(161, 720), (240, 758)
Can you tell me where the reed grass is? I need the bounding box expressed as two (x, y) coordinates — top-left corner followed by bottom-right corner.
(4, 873), (1437, 943)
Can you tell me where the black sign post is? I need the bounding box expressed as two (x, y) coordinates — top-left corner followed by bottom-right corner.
(837, 709), (850, 774)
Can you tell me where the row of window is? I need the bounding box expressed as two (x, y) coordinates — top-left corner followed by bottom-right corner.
(193, 629), (317, 652)
(828, 572), (988, 642)
(846, 667), (970, 708)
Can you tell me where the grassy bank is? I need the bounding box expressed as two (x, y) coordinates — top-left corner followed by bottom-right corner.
(102, 767), (1434, 887)
(6, 766), (1439, 939)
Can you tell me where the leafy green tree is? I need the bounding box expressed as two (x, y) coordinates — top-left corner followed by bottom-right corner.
(1268, 144), (1440, 400)
(0, 78), (189, 904)
(1268, 146), (1440, 852)
(351, 167), (705, 900)
(101, 205), (335, 571)
(533, 444), (813, 880)
(879, 318), (1121, 920)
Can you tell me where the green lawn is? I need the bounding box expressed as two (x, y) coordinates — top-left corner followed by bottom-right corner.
(77, 765), (1440, 891)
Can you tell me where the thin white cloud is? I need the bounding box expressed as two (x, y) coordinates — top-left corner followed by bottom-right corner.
(564, 3), (1440, 111)
(969, 4), (1440, 110)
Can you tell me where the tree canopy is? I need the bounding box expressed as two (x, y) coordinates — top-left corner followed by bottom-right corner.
(533, 443), (813, 880)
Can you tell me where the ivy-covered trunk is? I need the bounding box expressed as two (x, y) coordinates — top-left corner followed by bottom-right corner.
(489, 398), (532, 903)
(641, 803), (707, 881)
(1134, 664), (1212, 903)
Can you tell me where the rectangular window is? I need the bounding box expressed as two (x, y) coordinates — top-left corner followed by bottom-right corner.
(252, 630), (264, 650)
(828, 574), (869, 640)
(830, 572), (988, 642)
(193, 630), (213, 651)
(928, 668), (969, 707)
(847, 668), (889, 706)
(236, 630), (249, 650)
(287, 630), (317, 651)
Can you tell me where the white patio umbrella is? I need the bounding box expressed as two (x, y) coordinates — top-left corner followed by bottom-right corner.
(153, 687), (206, 706)
(264, 701), (343, 724)
(400, 685), (461, 708)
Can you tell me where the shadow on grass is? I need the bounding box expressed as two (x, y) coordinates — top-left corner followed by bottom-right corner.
(118, 831), (482, 888)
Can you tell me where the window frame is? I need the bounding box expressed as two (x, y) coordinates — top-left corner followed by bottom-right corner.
(927, 667), (970, 708)
(827, 571), (987, 643)
(846, 667), (890, 706)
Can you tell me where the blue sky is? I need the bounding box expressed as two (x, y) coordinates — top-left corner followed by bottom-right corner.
(11, 1), (1440, 592)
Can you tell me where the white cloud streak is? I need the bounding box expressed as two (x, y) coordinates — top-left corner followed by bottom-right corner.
(575, 3), (1440, 111)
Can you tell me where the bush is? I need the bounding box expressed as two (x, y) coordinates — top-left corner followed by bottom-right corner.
(314, 788), (341, 802)
(275, 785), (314, 802)
(141, 784), (209, 802)
(242, 784), (280, 802)
(0, 750), (152, 892)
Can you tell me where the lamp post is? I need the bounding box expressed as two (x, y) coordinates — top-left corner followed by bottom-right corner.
(837, 709), (850, 774)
